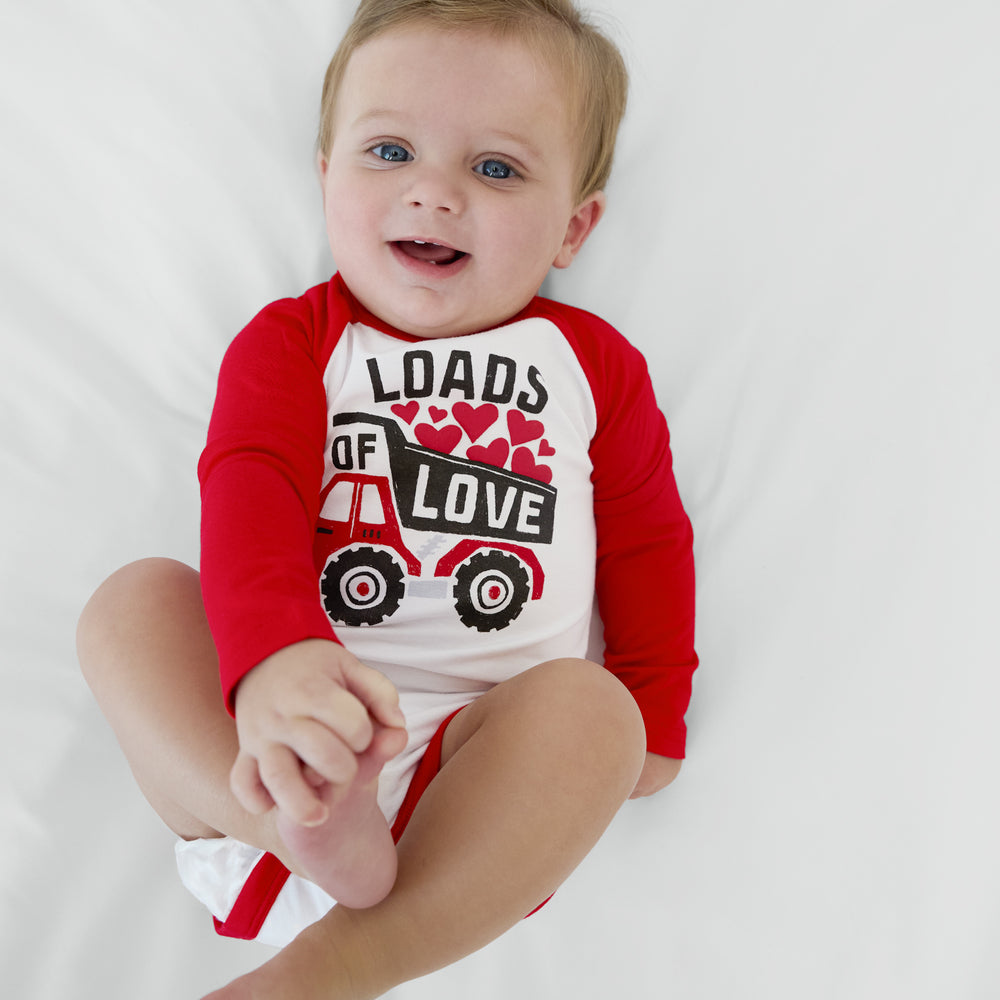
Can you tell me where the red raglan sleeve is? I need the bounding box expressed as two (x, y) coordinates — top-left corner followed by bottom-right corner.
(198, 294), (341, 714)
(558, 305), (698, 758)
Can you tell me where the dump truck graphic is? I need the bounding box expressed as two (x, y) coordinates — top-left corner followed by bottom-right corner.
(314, 413), (555, 632)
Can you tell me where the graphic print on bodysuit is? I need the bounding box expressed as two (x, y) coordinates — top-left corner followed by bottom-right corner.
(313, 346), (558, 633)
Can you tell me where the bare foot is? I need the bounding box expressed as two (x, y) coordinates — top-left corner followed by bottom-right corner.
(276, 723), (407, 909)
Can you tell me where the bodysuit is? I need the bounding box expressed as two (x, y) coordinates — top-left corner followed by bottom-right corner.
(179, 273), (698, 945)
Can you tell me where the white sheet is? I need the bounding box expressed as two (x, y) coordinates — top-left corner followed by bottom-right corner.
(3, 2), (998, 997)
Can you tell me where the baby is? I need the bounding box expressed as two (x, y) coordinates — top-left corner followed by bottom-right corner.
(77, 1), (698, 997)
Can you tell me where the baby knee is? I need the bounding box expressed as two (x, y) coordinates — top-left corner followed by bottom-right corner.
(77, 557), (198, 676)
(529, 658), (647, 778)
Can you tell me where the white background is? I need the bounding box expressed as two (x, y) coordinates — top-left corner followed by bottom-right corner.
(2, 1), (998, 997)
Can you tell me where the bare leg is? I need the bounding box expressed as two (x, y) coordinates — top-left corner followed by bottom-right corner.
(205, 657), (647, 1000)
(79, 560), (647, 1000)
(77, 558), (290, 860)
(77, 557), (409, 907)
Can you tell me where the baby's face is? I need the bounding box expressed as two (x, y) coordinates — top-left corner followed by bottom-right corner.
(319, 25), (603, 338)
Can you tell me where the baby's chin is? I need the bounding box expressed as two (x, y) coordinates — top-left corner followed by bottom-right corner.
(364, 289), (534, 341)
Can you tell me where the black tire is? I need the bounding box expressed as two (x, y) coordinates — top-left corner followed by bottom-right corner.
(453, 549), (530, 632)
(320, 547), (405, 626)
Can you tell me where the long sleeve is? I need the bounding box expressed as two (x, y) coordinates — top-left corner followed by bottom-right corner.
(591, 379), (697, 758)
(545, 301), (698, 757)
(198, 294), (342, 713)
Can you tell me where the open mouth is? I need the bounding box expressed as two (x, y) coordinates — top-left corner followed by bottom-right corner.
(393, 240), (468, 267)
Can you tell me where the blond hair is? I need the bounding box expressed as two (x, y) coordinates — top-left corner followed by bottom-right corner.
(317, 0), (628, 202)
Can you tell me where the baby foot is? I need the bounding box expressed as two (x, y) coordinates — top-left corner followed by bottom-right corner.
(277, 723), (407, 908)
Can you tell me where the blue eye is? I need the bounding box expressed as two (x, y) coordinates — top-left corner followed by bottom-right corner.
(371, 143), (411, 162)
(477, 159), (515, 179)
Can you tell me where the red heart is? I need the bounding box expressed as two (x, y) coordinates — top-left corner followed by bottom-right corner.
(429, 406), (448, 423)
(415, 423), (462, 454)
(538, 438), (556, 457)
(467, 437), (510, 469)
(452, 402), (498, 442)
(391, 401), (419, 424)
(511, 447), (552, 484)
(507, 410), (544, 445)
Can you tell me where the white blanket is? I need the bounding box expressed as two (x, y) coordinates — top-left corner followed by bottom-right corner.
(3, 1), (997, 997)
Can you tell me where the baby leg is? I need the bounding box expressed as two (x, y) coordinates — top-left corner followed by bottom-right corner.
(205, 657), (647, 1000)
(76, 557), (290, 861)
(77, 558), (408, 908)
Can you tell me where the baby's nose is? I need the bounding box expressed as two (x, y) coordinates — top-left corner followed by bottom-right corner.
(404, 164), (466, 215)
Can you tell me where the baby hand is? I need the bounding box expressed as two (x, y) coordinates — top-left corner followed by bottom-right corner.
(230, 638), (406, 827)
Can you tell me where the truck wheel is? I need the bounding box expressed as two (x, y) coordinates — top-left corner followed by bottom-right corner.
(320, 547), (405, 626)
(453, 550), (530, 632)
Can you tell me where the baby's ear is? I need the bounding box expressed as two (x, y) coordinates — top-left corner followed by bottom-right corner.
(553, 191), (606, 269)
(317, 152), (331, 210)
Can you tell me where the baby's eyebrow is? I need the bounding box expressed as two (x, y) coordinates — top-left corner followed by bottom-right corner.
(352, 109), (400, 130)
(488, 129), (543, 163)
